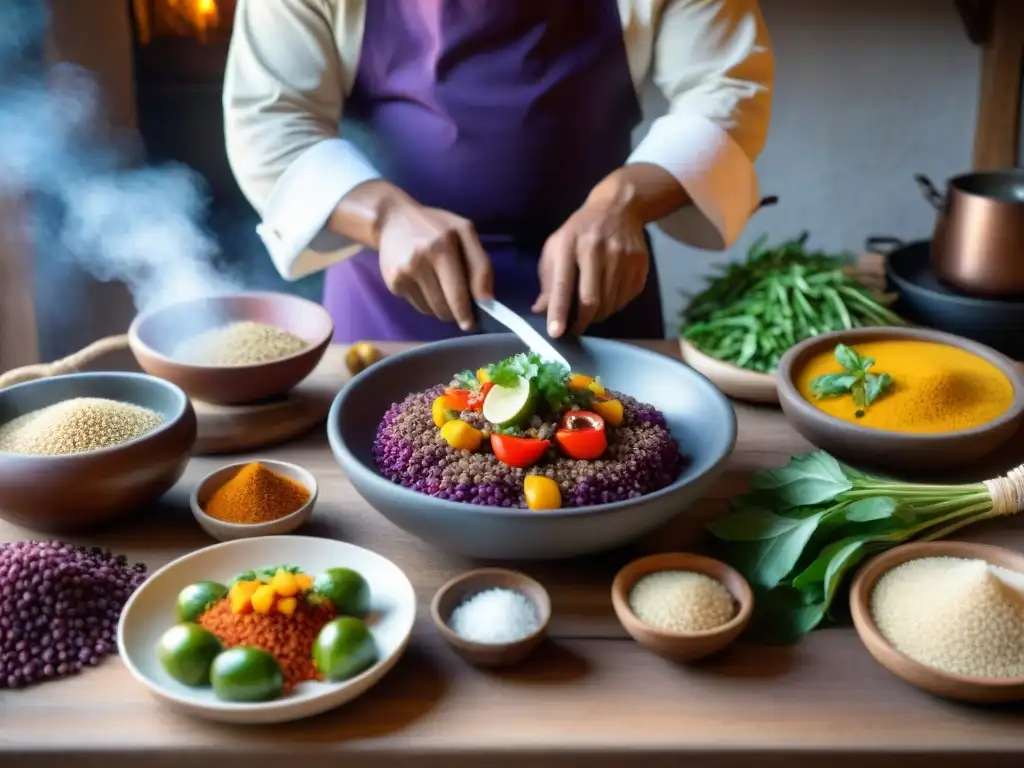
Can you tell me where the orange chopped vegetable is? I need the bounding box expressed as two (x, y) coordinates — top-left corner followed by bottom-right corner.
(524, 475), (561, 510)
(591, 398), (624, 427)
(229, 581), (260, 614)
(251, 584), (277, 615)
(295, 573), (313, 591)
(277, 597), (298, 616)
(271, 569), (300, 597)
(568, 373), (593, 391)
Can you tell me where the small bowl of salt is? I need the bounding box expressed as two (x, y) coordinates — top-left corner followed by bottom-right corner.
(431, 568), (551, 668)
(611, 552), (754, 662)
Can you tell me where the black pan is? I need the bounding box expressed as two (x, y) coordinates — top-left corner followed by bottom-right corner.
(868, 237), (1024, 360)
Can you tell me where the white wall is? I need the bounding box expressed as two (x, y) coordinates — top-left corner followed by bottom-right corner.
(643, 0), (992, 334)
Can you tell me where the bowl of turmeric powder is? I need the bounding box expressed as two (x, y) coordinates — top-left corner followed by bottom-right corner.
(191, 460), (318, 541)
(777, 327), (1024, 474)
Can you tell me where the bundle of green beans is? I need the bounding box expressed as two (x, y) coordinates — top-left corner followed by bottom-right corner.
(680, 233), (904, 374)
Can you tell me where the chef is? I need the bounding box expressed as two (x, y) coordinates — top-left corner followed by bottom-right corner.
(223, 0), (773, 342)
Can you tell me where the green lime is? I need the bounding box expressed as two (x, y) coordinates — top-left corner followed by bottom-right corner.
(156, 623), (223, 687)
(312, 617), (379, 682)
(482, 375), (535, 426)
(210, 647), (284, 703)
(313, 568), (371, 616)
(175, 581), (228, 622)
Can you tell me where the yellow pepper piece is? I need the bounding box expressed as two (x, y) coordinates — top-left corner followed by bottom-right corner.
(587, 380), (606, 398)
(568, 373), (593, 391)
(228, 581), (260, 614)
(277, 597), (298, 617)
(294, 573), (313, 591)
(591, 398), (623, 427)
(476, 367), (490, 384)
(250, 584), (277, 615)
(524, 475), (561, 510)
(270, 569), (299, 598)
(432, 396), (459, 428)
(439, 419), (483, 451)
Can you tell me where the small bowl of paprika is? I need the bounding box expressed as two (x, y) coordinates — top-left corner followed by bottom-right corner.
(190, 459), (318, 542)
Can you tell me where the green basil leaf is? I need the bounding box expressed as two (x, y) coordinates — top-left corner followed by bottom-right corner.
(745, 588), (826, 645)
(851, 380), (868, 410)
(810, 373), (858, 399)
(746, 512), (826, 589)
(833, 343), (861, 373)
(864, 372), (892, 405)
(823, 538), (868, 609)
(790, 537), (853, 590)
(750, 451), (853, 507)
(706, 507), (808, 542)
(844, 496), (897, 522)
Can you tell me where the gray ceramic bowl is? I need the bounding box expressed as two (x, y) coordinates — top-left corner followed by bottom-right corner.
(777, 327), (1024, 474)
(328, 335), (736, 560)
(0, 372), (197, 532)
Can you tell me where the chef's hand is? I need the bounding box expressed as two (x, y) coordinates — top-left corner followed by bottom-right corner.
(377, 200), (494, 331)
(533, 186), (649, 337)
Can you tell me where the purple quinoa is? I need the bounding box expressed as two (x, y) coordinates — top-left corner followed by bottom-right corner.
(373, 383), (683, 509)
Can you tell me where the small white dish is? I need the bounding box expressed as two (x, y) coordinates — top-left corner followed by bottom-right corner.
(117, 535), (416, 724)
(190, 459), (317, 541)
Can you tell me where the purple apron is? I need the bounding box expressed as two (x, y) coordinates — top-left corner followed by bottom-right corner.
(325, 0), (663, 342)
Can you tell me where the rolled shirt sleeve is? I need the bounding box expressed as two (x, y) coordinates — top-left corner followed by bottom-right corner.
(223, 0), (379, 280)
(627, 0), (774, 250)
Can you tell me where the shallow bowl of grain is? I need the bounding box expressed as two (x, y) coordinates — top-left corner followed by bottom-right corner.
(0, 372), (196, 532)
(431, 568), (551, 668)
(850, 541), (1024, 704)
(680, 339), (779, 405)
(777, 326), (1024, 474)
(128, 291), (334, 405)
(611, 553), (754, 662)
(190, 459), (318, 542)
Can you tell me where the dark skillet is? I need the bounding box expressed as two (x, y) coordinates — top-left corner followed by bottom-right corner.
(868, 237), (1024, 360)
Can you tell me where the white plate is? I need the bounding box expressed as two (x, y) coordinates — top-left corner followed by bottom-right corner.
(117, 535), (416, 724)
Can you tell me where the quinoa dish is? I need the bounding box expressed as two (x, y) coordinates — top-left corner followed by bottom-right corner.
(373, 353), (683, 510)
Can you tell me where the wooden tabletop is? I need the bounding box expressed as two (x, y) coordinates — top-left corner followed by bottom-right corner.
(4, 340), (1024, 768)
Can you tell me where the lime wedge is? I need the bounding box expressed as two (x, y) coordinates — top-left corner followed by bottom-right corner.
(482, 375), (535, 426)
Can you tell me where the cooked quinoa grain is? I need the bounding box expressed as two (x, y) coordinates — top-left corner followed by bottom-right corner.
(0, 398), (163, 456)
(172, 321), (308, 366)
(870, 557), (1024, 679)
(372, 385), (682, 508)
(629, 570), (736, 633)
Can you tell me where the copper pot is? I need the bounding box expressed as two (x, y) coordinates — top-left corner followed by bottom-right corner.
(916, 171), (1024, 297)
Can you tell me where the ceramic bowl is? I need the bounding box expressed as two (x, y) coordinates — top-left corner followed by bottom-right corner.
(431, 568), (551, 667)
(611, 553), (753, 662)
(190, 459), (318, 541)
(328, 334), (737, 560)
(128, 291), (334, 405)
(679, 339), (779, 404)
(0, 372), (196, 532)
(118, 535), (416, 724)
(850, 541), (1024, 703)
(776, 326), (1024, 474)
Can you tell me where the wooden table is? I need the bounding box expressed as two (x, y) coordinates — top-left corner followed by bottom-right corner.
(4, 341), (1024, 768)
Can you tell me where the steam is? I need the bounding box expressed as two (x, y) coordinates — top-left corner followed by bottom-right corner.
(0, 2), (240, 321)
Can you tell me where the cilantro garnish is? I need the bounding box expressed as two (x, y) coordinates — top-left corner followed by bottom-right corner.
(452, 370), (479, 390)
(485, 352), (580, 412)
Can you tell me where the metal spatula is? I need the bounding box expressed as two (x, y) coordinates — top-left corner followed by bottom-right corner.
(474, 298), (590, 371)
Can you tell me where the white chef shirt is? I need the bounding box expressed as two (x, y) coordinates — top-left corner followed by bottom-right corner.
(223, 0), (774, 280)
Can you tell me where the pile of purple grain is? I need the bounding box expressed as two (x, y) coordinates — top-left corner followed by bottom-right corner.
(0, 541), (147, 689)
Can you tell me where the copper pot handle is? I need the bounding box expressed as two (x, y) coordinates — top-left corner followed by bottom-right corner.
(913, 174), (944, 211)
(0, 334), (130, 390)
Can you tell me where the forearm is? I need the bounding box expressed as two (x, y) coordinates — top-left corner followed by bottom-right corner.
(326, 180), (416, 250)
(585, 163), (691, 223)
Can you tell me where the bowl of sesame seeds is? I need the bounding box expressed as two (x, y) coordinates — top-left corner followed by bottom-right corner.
(127, 291), (333, 405)
(0, 371), (196, 532)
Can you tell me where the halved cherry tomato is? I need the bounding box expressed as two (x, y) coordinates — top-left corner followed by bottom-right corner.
(443, 388), (474, 411)
(555, 410), (607, 460)
(491, 434), (550, 469)
(467, 381), (494, 410)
